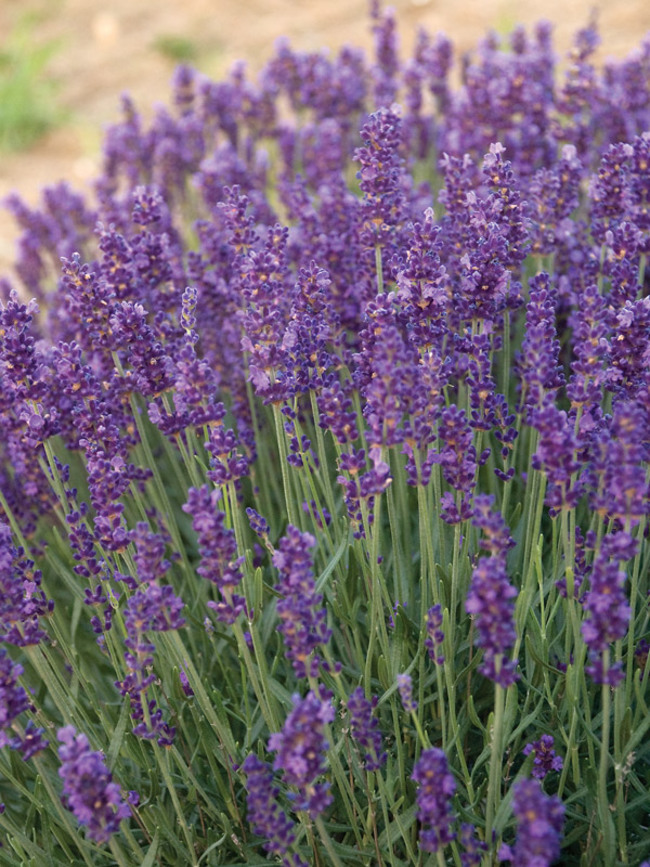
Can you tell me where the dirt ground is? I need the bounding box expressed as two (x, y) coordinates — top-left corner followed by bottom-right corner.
(1, 0), (649, 275)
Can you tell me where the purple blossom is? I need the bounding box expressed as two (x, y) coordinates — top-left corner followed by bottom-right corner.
(57, 725), (131, 844)
(582, 547), (631, 686)
(460, 823), (488, 866)
(123, 581), (185, 644)
(182, 485), (245, 624)
(272, 526), (332, 679)
(15, 719), (49, 760)
(354, 106), (409, 257)
(0, 648), (31, 747)
(354, 293), (422, 449)
(499, 778), (564, 866)
(530, 403), (582, 515)
(466, 555), (519, 687)
(436, 405), (477, 498)
(241, 754), (305, 864)
(396, 673), (418, 713)
(117, 579), (184, 745)
(347, 687), (386, 771)
(424, 605), (445, 666)
(0, 521), (54, 646)
(523, 735), (563, 779)
(268, 690), (334, 818)
(589, 401), (649, 526)
(471, 495), (515, 556)
(412, 747), (457, 853)
(369, 1), (400, 107)
(337, 446), (392, 539)
(516, 272), (565, 415)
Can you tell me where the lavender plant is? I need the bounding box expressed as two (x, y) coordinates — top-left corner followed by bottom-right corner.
(1, 4), (649, 865)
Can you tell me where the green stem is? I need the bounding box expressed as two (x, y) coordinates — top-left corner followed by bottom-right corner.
(485, 680), (506, 837)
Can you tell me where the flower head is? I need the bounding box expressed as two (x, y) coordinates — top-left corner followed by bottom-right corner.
(268, 690), (334, 818)
(523, 735), (563, 779)
(57, 726), (131, 843)
(499, 778), (564, 866)
(412, 747), (457, 852)
(347, 687), (386, 771)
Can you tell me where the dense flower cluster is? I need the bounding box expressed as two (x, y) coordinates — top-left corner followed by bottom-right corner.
(0, 4), (648, 864)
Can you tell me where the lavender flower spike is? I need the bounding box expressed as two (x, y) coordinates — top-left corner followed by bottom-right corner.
(241, 754), (305, 864)
(523, 735), (563, 779)
(466, 554), (519, 687)
(347, 687), (386, 771)
(272, 525), (332, 678)
(268, 690), (334, 819)
(57, 726), (131, 843)
(499, 778), (564, 866)
(412, 747), (457, 852)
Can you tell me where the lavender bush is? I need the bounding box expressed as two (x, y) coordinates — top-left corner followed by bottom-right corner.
(1, 3), (649, 865)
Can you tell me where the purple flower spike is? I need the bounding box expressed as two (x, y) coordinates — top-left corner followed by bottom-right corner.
(347, 687), (386, 771)
(459, 822), (487, 866)
(499, 778), (564, 866)
(182, 485), (245, 624)
(397, 673), (418, 713)
(424, 605), (445, 665)
(466, 554), (519, 688)
(16, 719), (49, 760)
(0, 521), (54, 647)
(412, 747), (457, 853)
(241, 754), (304, 863)
(355, 105), (409, 255)
(523, 735), (563, 779)
(268, 690), (334, 819)
(272, 526), (333, 678)
(57, 726), (131, 844)
(0, 649), (31, 747)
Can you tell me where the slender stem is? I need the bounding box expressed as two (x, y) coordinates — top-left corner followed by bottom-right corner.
(485, 680), (506, 836)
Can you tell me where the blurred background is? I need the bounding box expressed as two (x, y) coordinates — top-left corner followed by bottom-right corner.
(1, 0), (649, 270)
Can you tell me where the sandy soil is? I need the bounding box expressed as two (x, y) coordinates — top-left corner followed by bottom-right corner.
(1, 0), (649, 274)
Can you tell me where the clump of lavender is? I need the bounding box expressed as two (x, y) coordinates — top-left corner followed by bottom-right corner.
(0, 5), (649, 865)
(57, 726), (131, 844)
